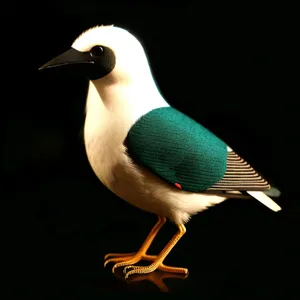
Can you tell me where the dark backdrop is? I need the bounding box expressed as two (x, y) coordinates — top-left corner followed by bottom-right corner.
(4, 1), (299, 297)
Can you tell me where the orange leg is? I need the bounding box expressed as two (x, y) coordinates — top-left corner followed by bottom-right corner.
(104, 216), (166, 272)
(123, 224), (188, 279)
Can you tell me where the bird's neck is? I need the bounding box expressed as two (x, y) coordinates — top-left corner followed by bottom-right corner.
(84, 76), (169, 150)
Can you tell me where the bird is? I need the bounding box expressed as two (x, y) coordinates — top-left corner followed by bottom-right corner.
(39, 25), (282, 279)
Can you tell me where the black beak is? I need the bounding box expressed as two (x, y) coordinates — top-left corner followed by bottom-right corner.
(39, 48), (94, 71)
(39, 46), (116, 80)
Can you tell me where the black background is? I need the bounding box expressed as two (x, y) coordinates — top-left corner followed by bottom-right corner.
(4, 1), (299, 297)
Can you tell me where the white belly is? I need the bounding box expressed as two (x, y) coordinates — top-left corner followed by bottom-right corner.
(84, 131), (227, 224)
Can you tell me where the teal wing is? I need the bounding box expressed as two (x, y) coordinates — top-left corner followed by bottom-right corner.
(125, 107), (270, 193)
(125, 107), (228, 192)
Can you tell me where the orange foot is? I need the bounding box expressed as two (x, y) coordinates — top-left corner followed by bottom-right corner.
(104, 216), (166, 273)
(104, 222), (188, 279)
(104, 252), (188, 277)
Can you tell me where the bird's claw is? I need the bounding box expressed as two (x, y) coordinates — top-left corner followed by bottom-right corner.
(104, 252), (158, 274)
(124, 264), (158, 280)
(104, 254), (145, 273)
(104, 257), (133, 269)
(104, 252), (135, 261)
(123, 265), (134, 274)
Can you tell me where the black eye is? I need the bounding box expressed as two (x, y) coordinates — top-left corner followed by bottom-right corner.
(90, 46), (104, 57)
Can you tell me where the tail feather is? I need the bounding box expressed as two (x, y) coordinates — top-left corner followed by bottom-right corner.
(247, 191), (282, 212)
(264, 186), (281, 198)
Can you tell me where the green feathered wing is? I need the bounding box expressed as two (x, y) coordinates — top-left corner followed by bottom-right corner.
(125, 107), (228, 192)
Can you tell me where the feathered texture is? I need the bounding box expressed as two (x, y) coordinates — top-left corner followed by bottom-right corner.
(73, 25), (115, 50)
(208, 150), (270, 191)
(72, 25), (139, 56)
(126, 107), (228, 192)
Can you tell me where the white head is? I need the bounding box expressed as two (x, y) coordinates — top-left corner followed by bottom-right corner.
(40, 25), (155, 86)
(39, 25), (168, 125)
(73, 26), (151, 83)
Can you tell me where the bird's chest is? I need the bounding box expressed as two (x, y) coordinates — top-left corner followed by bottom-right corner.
(83, 110), (137, 194)
(84, 128), (154, 211)
(84, 126), (120, 189)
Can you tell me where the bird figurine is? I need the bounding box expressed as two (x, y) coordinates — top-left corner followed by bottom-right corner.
(39, 25), (282, 279)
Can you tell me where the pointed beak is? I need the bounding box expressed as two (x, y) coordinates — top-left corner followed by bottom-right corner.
(39, 48), (95, 71)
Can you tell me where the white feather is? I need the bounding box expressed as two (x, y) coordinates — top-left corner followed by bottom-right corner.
(246, 191), (281, 212)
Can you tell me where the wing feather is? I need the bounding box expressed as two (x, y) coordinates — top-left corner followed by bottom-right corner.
(207, 150), (270, 191)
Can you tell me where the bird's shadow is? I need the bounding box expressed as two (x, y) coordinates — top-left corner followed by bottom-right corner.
(113, 268), (188, 293)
